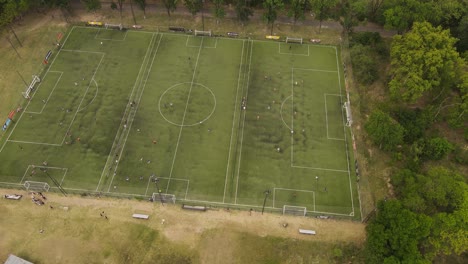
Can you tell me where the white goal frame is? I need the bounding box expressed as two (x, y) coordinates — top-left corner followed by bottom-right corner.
(22, 75), (40, 99)
(343, 101), (353, 126)
(24, 181), (50, 192)
(105, 23), (123, 30)
(283, 205), (307, 216)
(194, 30), (212, 37)
(286, 37), (303, 44)
(152, 193), (176, 204)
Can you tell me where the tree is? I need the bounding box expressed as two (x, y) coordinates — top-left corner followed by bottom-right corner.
(309, 0), (338, 33)
(235, 0), (253, 23)
(162, 0), (177, 16)
(365, 110), (404, 151)
(382, 0), (431, 33)
(134, 0), (147, 18)
(287, 0), (307, 26)
(389, 22), (462, 103)
(212, 0), (225, 24)
(116, 0), (125, 22)
(81, 0), (101, 12)
(263, 0), (283, 35)
(365, 200), (432, 263)
(184, 0), (202, 16)
(349, 44), (378, 85)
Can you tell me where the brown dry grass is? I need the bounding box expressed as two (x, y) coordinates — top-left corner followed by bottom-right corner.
(0, 189), (366, 263)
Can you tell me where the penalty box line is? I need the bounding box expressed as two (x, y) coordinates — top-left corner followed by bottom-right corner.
(273, 187), (316, 211)
(186, 35), (218, 48)
(24, 71), (63, 115)
(95, 28), (129, 41)
(20, 165), (68, 185)
(324, 93), (345, 141)
(144, 176), (190, 200)
(278, 43), (309, 56)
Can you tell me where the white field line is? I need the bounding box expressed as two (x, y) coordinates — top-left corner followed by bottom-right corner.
(60, 49), (106, 55)
(323, 93), (345, 141)
(59, 53), (105, 146)
(278, 43), (310, 56)
(291, 68), (295, 166)
(95, 28), (128, 41)
(272, 187), (316, 210)
(7, 140), (61, 146)
(166, 37), (205, 193)
(19, 165), (31, 184)
(291, 165), (349, 173)
(0, 34), (71, 153)
(223, 40), (245, 203)
(292, 67), (337, 73)
(96, 33), (157, 192)
(107, 34), (164, 192)
(25, 72), (63, 114)
(78, 79), (99, 112)
(186, 35), (218, 48)
(234, 40), (254, 204)
(0, 182), (22, 186)
(60, 168), (69, 185)
(280, 95), (293, 131)
(24, 71), (63, 114)
(335, 47), (355, 216)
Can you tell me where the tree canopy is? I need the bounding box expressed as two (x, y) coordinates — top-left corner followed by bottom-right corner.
(364, 110), (404, 151)
(389, 22), (463, 103)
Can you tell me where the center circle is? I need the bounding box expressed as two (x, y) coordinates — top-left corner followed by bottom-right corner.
(158, 82), (216, 126)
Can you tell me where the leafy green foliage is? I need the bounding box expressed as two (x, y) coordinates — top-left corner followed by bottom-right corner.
(287, 0), (307, 25)
(134, 0), (147, 14)
(212, 0), (225, 22)
(389, 22), (462, 103)
(365, 110), (404, 151)
(162, 0), (178, 16)
(394, 108), (432, 143)
(235, 0), (253, 23)
(424, 137), (454, 160)
(262, 0), (283, 34)
(310, 0), (339, 33)
(81, 0), (101, 12)
(183, 0), (202, 16)
(349, 44), (378, 85)
(365, 200), (432, 263)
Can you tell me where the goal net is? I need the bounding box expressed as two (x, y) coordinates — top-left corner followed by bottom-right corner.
(283, 205), (307, 216)
(343, 101), (353, 126)
(22, 75), (40, 99)
(286, 37), (303, 44)
(194, 30), (212, 37)
(24, 181), (50, 192)
(105, 23), (123, 30)
(152, 193), (176, 204)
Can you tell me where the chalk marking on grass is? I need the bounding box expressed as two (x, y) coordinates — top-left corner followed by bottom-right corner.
(166, 37), (205, 194)
(24, 72), (63, 115)
(291, 68), (295, 166)
(95, 28), (128, 41)
(280, 95), (293, 131)
(186, 35), (218, 48)
(272, 187), (316, 211)
(223, 40), (245, 203)
(78, 79), (99, 112)
(234, 40), (254, 204)
(107, 33), (164, 193)
(96, 34), (155, 191)
(278, 43), (309, 56)
(291, 165), (349, 173)
(335, 47), (355, 217)
(7, 140), (61, 146)
(292, 67), (337, 73)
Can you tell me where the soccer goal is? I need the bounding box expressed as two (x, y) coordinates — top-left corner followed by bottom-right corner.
(152, 193), (176, 204)
(22, 75), (40, 99)
(24, 181), (50, 192)
(105, 23), (123, 30)
(194, 30), (212, 37)
(283, 205), (307, 216)
(343, 101), (353, 126)
(286, 37), (303, 44)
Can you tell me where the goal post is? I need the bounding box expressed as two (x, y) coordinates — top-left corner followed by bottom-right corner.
(286, 37), (303, 44)
(194, 30), (212, 37)
(282, 205), (307, 216)
(24, 181), (50, 192)
(105, 23), (123, 30)
(22, 75), (40, 99)
(152, 193), (176, 204)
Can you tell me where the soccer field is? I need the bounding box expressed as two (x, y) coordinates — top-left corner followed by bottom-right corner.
(0, 26), (359, 218)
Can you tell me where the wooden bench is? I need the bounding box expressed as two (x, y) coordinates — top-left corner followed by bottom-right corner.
(182, 204), (207, 211)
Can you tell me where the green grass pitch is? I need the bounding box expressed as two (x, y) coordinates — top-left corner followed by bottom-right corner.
(0, 26), (359, 218)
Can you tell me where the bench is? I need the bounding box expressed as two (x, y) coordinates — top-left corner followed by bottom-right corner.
(169, 26), (186, 32)
(132, 213), (149, 219)
(298, 229), (316, 235)
(182, 204), (207, 211)
(227, 32), (239, 38)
